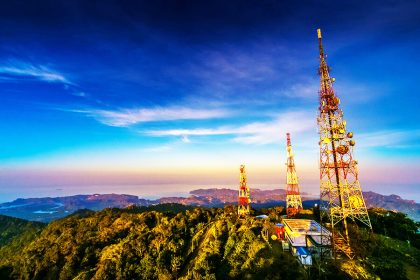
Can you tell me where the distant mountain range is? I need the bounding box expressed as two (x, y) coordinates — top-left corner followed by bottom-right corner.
(0, 188), (418, 222)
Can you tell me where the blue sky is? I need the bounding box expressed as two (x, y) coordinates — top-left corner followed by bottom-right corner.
(0, 0), (419, 201)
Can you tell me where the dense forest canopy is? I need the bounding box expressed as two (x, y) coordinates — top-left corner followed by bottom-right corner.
(0, 205), (419, 280)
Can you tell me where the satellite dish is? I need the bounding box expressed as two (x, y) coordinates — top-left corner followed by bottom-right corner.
(336, 145), (349, 155)
(323, 137), (331, 144)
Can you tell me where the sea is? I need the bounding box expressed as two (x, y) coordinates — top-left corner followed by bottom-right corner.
(0, 183), (418, 204)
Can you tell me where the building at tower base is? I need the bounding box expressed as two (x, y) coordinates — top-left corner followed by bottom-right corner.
(282, 219), (332, 264)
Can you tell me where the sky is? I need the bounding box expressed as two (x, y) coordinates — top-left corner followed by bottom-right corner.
(0, 0), (419, 202)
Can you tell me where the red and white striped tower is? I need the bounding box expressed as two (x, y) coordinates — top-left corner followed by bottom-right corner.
(238, 165), (251, 217)
(285, 133), (303, 217)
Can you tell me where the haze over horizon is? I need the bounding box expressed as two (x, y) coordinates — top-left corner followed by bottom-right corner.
(0, 1), (419, 203)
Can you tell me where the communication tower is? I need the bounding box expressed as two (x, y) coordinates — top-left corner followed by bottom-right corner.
(238, 165), (251, 217)
(316, 28), (372, 259)
(285, 133), (303, 217)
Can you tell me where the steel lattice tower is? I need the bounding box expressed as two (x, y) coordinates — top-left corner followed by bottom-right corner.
(316, 29), (372, 259)
(285, 133), (303, 217)
(238, 165), (251, 217)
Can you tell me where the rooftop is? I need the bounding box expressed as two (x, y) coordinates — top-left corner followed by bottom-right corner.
(283, 219), (332, 247)
(283, 219), (331, 235)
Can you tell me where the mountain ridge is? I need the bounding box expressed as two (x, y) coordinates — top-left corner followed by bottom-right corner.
(0, 188), (418, 222)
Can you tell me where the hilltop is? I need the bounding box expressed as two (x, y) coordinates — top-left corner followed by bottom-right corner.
(0, 206), (306, 279)
(0, 205), (419, 279)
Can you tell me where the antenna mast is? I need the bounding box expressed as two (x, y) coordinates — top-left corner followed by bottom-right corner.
(285, 133), (303, 217)
(238, 165), (251, 217)
(317, 28), (372, 259)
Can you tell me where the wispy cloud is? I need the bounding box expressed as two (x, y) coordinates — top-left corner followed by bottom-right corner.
(280, 81), (319, 99)
(142, 145), (172, 153)
(146, 110), (315, 145)
(75, 107), (231, 127)
(0, 60), (70, 84)
(181, 135), (191, 143)
(357, 129), (420, 149)
(169, 44), (314, 104)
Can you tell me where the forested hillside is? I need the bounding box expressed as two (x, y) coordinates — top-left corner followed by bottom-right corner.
(0, 215), (45, 278)
(0, 205), (419, 280)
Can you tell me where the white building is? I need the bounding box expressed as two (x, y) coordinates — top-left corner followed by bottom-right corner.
(282, 219), (332, 264)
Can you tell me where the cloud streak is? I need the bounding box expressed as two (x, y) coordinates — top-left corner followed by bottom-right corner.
(146, 110), (315, 145)
(77, 107), (232, 127)
(166, 42), (316, 106)
(280, 81), (319, 99)
(0, 60), (69, 84)
(357, 129), (420, 149)
(142, 145), (172, 153)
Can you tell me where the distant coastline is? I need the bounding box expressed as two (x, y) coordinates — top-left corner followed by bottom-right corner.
(1, 188), (418, 222)
(1, 183), (418, 204)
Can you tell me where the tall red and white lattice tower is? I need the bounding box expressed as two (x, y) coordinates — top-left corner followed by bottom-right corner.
(317, 28), (372, 259)
(238, 165), (251, 217)
(285, 133), (303, 217)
